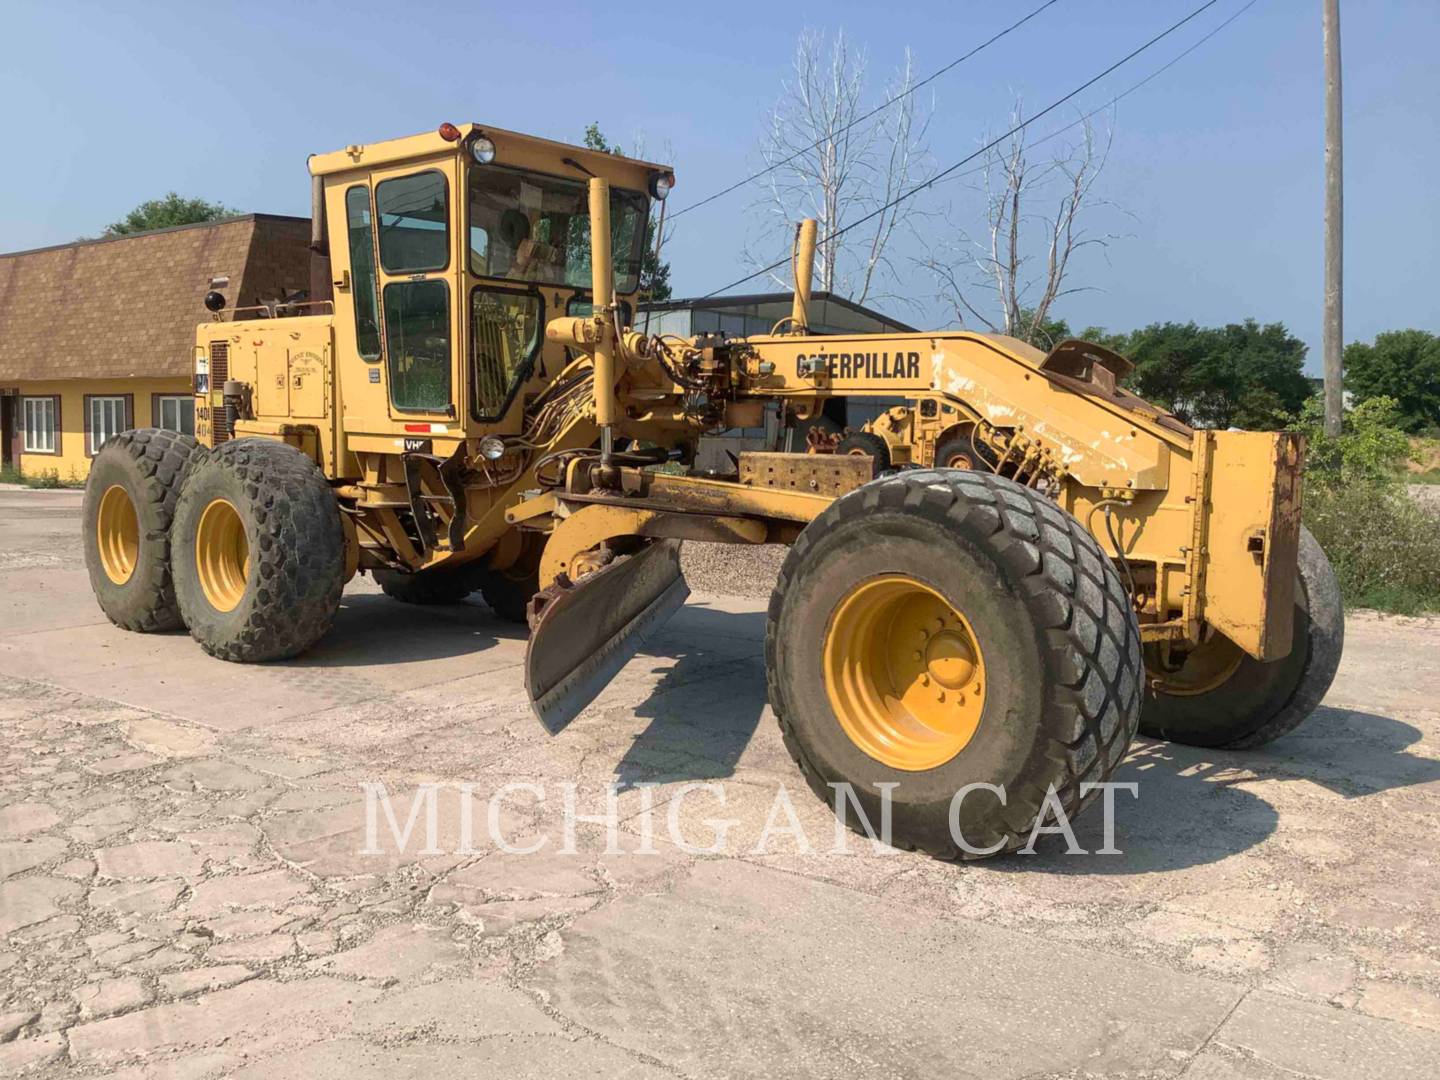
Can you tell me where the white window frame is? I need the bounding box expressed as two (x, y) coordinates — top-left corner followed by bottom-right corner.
(156, 394), (195, 436)
(22, 397), (57, 454)
(87, 395), (128, 456)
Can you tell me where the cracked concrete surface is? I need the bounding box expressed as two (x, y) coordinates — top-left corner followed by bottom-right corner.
(2, 487), (1440, 1078)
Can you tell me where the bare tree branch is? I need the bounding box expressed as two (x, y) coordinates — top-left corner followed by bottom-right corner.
(917, 100), (1121, 346)
(746, 29), (933, 308)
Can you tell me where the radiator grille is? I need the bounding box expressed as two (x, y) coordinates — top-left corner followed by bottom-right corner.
(209, 341), (230, 443)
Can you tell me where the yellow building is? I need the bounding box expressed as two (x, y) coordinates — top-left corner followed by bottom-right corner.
(0, 215), (310, 482)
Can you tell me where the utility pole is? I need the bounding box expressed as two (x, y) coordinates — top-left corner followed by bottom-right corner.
(1322, 0), (1343, 436)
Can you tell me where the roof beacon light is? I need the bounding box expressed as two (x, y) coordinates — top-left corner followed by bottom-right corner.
(438, 122), (462, 142)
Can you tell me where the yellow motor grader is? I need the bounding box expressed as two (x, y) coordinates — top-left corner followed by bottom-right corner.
(82, 123), (1341, 856)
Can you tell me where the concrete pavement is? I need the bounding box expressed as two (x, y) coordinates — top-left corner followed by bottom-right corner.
(2, 487), (1439, 1078)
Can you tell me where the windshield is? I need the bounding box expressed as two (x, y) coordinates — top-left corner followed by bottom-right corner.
(468, 166), (647, 294)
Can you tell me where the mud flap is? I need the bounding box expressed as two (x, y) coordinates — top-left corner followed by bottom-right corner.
(525, 539), (690, 733)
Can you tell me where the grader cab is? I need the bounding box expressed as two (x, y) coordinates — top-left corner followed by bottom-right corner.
(82, 122), (1341, 857)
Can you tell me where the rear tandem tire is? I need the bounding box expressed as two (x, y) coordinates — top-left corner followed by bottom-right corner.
(171, 438), (345, 662)
(82, 428), (206, 633)
(375, 566), (479, 605)
(836, 431), (892, 471)
(477, 561), (539, 624)
(1139, 527), (1343, 749)
(766, 470), (1143, 858)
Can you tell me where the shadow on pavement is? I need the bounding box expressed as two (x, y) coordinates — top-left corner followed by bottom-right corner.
(1249, 705), (1440, 798)
(612, 605), (769, 791)
(996, 706), (1439, 873)
(282, 591), (526, 668)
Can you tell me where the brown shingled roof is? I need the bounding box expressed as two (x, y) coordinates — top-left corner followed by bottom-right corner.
(0, 214), (312, 381)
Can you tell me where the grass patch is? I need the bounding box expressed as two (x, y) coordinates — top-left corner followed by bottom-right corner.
(1410, 467), (1440, 485)
(0, 464), (84, 489)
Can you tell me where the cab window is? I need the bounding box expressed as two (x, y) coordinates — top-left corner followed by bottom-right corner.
(376, 170), (449, 273)
(344, 186), (381, 360)
(472, 288), (541, 421)
(468, 166), (646, 293)
(384, 280), (450, 412)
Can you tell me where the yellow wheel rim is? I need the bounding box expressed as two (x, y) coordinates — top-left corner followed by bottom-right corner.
(195, 498), (250, 613)
(823, 575), (987, 771)
(96, 484), (140, 586)
(1145, 632), (1244, 696)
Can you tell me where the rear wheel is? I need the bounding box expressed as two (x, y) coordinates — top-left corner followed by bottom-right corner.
(836, 431), (891, 471)
(1140, 527), (1342, 748)
(171, 439), (345, 662)
(477, 557), (540, 624)
(82, 428), (205, 632)
(934, 424), (997, 471)
(767, 470), (1143, 858)
(375, 565), (479, 605)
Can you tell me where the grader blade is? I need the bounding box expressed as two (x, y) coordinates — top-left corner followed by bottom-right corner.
(525, 539), (689, 733)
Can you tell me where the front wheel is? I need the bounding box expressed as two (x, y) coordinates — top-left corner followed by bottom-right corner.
(1139, 528), (1343, 748)
(766, 470), (1143, 858)
(171, 439), (345, 662)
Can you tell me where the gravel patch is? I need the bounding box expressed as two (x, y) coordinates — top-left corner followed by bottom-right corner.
(680, 542), (786, 600)
(1409, 484), (1440, 515)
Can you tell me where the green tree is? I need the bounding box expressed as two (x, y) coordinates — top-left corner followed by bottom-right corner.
(1343, 329), (1440, 434)
(583, 123), (672, 302)
(104, 193), (238, 237)
(1119, 319), (1312, 429)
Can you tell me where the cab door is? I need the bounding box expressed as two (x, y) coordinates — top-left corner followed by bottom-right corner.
(369, 163), (462, 425)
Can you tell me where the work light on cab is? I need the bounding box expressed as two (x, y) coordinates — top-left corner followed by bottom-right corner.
(468, 134), (497, 165)
(649, 172), (675, 200)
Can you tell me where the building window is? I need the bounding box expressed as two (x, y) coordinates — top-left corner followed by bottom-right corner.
(22, 397), (57, 453)
(156, 394), (195, 435)
(87, 395), (130, 455)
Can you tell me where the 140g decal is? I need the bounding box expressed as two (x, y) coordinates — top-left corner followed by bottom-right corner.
(797, 351), (921, 380)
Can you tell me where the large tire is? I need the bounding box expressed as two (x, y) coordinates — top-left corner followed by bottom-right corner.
(1140, 527), (1343, 749)
(836, 431), (892, 471)
(82, 428), (205, 632)
(766, 470), (1143, 858)
(477, 558), (540, 624)
(171, 438), (344, 662)
(375, 565), (480, 605)
(934, 424), (999, 471)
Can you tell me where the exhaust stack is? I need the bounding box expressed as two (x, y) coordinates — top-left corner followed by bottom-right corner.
(790, 218), (817, 333)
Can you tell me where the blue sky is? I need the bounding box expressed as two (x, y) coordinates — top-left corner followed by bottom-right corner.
(4, 0), (1435, 369)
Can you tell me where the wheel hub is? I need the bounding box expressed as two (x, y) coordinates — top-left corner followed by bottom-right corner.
(195, 498), (250, 613)
(96, 484), (139, 586)
(1145, 632), (1244, 696)
(823, 575), (987, 771)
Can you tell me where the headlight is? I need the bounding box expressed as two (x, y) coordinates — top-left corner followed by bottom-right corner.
(649, 172), (675, 200)
(479, 435), (506, 460)
(468, 135), (496, 165)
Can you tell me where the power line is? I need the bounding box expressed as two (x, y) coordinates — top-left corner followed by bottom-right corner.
(667, 0), (1067, 222)
(928, 0), (1261, 195)
(702, 0), (1229, 299)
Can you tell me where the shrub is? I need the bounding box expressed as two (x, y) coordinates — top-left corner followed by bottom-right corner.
(1303, 485), (1440, 615)
(22, 468), (66, 489)
(1293, 396), (1440, 614)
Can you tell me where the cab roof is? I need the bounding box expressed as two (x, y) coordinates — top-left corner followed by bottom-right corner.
(308, 122), (671, 195)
